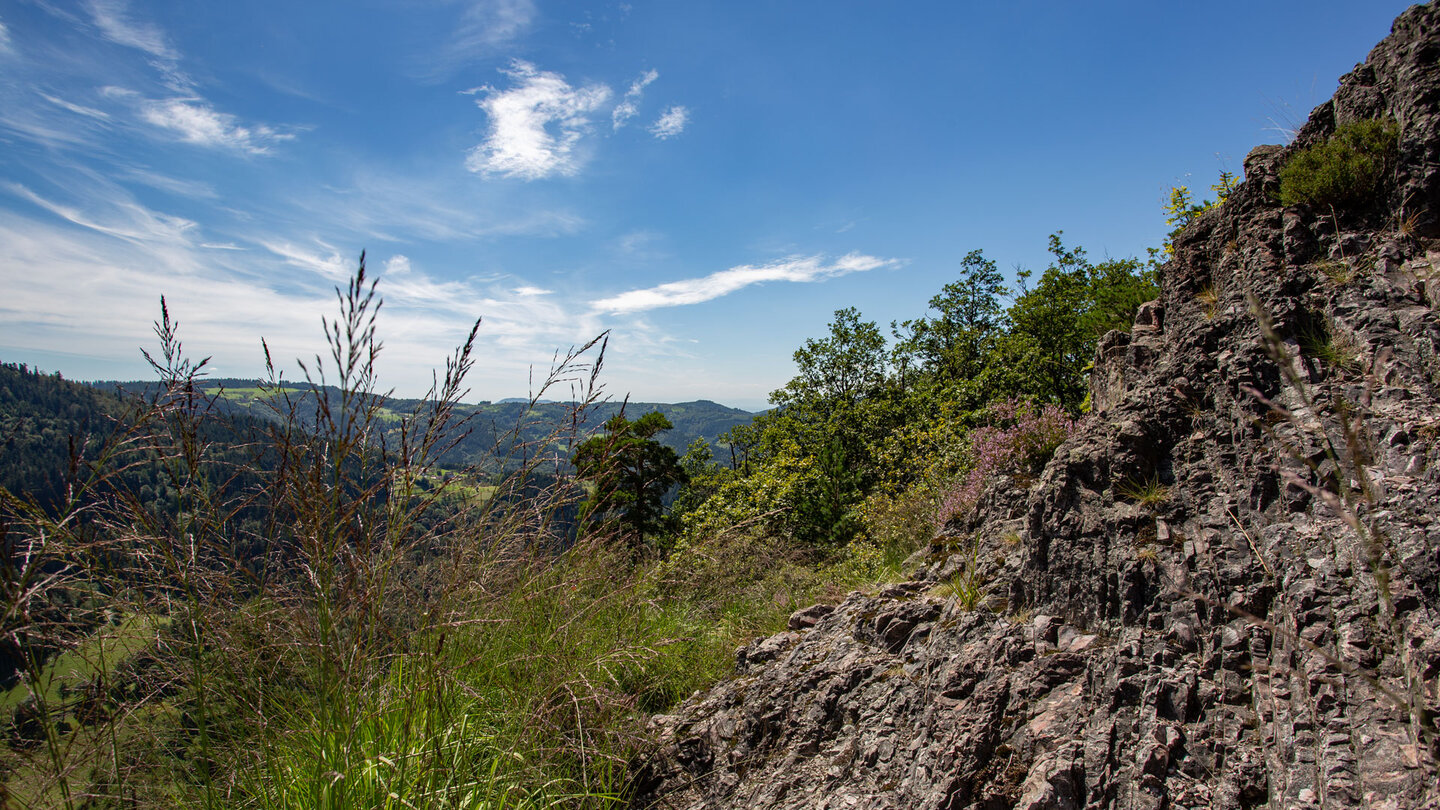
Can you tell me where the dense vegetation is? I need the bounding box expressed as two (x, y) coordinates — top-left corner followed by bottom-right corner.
(1, 363), (131, 514)
(0, 224), (1161, 806)
(665, 233), (1157, 565)
(1278, 118), (1399, 209)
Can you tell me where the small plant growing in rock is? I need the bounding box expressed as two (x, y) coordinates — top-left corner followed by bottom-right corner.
(1398, 207), (1422, 236)
(1195, 284), (1221, 319)
(932, 564), (985, 611)
(1163, 171), (1240, 256)
(1118, 475), (1169, 508)
(1300, 318), (1362, 371)
(1278, 118), (1399, 208)
(1316, 258), (1356, 286)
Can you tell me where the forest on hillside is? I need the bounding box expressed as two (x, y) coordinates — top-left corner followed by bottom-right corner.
(94, 378), (755, 469)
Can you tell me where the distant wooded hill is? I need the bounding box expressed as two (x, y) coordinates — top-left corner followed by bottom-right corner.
(1, 362), (132, 511)
(1, 363), (758, 535)
(2, 362), (756, 513)
(90, 377), (757, 472)
(0, 364), (280, 518)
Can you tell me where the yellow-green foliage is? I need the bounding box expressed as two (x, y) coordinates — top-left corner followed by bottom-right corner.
(867, 399), (973, 494)
(1163, 171), (1239, 256)
(1300, 318), (1362, 371)
(856, 486), (936, 558)
(1118, 475), (1169, 508)
(1279, 118), (1399, 208)
(675, 444), (815, 542)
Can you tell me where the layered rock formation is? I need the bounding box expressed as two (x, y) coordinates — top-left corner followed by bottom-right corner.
(633, 5), (1440, 808)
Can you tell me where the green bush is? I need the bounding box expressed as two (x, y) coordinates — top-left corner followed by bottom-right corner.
(1278, 118), (1399, 208)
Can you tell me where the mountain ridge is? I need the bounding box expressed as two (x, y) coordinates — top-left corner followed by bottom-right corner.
(86, 377), (757, 467)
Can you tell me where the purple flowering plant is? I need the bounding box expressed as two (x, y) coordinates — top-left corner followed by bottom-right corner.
(938, 398), (1079, 526)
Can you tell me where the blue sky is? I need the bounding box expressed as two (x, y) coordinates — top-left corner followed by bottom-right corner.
(0, 0), (1415, 410)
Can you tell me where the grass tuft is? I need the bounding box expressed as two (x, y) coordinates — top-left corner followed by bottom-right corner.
(1118, 475), (1169, 508)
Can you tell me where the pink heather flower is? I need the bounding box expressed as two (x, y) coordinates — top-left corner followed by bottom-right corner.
(937, 399), (1078, 527)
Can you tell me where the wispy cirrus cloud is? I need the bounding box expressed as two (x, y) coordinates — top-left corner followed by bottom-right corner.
(612, 68), (658, 130)
(417, 0), (537, 81)
(649, 105), (689, 139)
(0, 18), (14, 54)
(5, 181), (198, 246)
(261, 241), (352, 281)
(77, 3), (295, 154)
(38, 92), (110, 120)
(139, 97), (295, 155)
(592, 253), (898, 314)
(119, 166), (218, 199)
(285, 166), (588, 244)
(466, 61), (611, 180)
(0, 106), (107, 151)
(84, 0), (192, 91)
(86, 0), (175, 61)
(0, 188), (594, 394)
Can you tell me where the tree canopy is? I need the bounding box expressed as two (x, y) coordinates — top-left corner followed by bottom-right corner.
(572, 410), (687, 553)
(669, 231), (1159, 552)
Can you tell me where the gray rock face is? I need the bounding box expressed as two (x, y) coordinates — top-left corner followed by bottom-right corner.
(633, 6), (1440, 808)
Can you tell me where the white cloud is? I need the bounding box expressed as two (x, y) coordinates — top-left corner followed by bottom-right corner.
(420, 0), (537, 80)
(86, 0), (176, 61)
(80, 8), (287, 154)
(140, 98), (293, 154)
(649, 105), (689, 140)
(119, 167), (218, 199)
(467, 61), (612, 180)
(616, 229), (662, 256)
(38, 92), (110, 120)
(262, 241), (352, 281)
(288, 167), (588, 243)
(0, 211), (336, 385)
(0, 106), (107, 151)
(611, 101), (638, 130)
(454, 0), (534, 47)
(6, 182), (197, 246)
(632, 69), (660, 93)
(385, 254), (413, 276)
(592, 253), (898, 314)
(514, 285), (552, 296)
(84, 0), (192, 91)
(612, 68), (658, 130)
(0, 175), (600, 399)
(0, 19), (13, 54)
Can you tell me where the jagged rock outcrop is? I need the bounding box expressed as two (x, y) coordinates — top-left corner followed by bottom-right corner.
(633, 5), (1440, 809)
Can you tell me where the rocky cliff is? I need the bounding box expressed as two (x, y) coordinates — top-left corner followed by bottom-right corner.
(632, 5), (1440, 808)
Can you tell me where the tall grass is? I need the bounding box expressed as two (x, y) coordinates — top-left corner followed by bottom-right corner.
(0, 255), (755, 808)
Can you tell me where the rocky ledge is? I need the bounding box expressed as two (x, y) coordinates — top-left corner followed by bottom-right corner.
(633, 5), (1440, 809)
